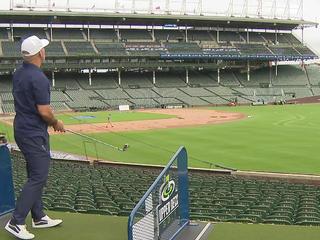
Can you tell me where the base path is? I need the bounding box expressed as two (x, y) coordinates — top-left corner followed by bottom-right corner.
(60, 108), (246, 134)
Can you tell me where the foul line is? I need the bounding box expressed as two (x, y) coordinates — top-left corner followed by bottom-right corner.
(194, 222), (211, 240)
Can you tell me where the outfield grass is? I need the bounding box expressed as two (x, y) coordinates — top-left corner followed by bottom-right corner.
(2, 104), (320, 175)
(209, 223), (320, 240)
(1, 213), (320, 240)
(56, 110), (175, 125)
(49, 104), (320, 175)
(0, 122), (13, 143)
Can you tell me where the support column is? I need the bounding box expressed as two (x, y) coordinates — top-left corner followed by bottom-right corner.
(152, 71), (156, 84)
(89, 69), (92, 86)
(152, 26), (155, 42)
(185, 26), (188, 42)
(87, 24), (90, 41)
(118, 69), (121, 85)
(275, 60), (278, 77)
(301, 27), (304, 45)
(217, 28), (220, 43)
(10, 24), (14, 42)
(185, 69), (189, 84)
(116, 26), (120, 42)
(52, 71), (55, 87)
(247, 61), (250, 82)
(269, 62), (273, 86)
(50, 22), (53, 41)
(217, 68), (220, 84)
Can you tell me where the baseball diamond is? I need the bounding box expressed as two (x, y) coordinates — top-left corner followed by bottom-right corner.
(1, 1), (320, 240)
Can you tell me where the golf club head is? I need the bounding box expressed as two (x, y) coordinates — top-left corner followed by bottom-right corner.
(122, 144), (129, 151)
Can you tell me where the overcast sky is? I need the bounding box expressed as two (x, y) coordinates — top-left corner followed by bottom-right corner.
(0, 0), (319, 55)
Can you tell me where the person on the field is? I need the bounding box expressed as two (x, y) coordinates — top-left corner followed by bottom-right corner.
(5, 36), (65, 240)
(105, 113), (114, 128)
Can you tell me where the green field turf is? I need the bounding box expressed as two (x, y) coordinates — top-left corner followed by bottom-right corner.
(0, 212), (127, 240)
(56, 110), (175, 125)
(1, 212), (320, 240)
(2, 104), (320, 175)
(208, 223), (320, 240)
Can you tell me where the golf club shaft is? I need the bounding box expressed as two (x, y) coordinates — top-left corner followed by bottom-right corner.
(66, 129), (122, 151)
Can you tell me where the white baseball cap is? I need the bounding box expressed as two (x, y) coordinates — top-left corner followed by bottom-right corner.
(21, 35), (49, 57)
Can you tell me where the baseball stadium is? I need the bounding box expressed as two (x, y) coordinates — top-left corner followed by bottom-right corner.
(1, 0), (320, 239)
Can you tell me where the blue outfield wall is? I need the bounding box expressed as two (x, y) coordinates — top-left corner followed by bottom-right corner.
(0, 145), (15, 216)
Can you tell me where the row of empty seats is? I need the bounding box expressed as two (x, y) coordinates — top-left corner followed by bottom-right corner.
(0, 41), (314, 58)
(0, 27), (314, 60)
(10, 151), (320, 226)
(0, 66), (315, 90)
(1, 65), (319, 112)
(0, 28), (302, 44)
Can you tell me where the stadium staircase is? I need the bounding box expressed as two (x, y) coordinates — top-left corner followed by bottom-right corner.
(91, 41), (99, 54)
(303, 66), (313, 90)
(264, 45), (275, 55)
(231, 72), (243, 87)
(61, 41), (68, 56)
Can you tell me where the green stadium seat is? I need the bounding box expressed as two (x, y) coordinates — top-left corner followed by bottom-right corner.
(210, 213), (233, 222)
(75, 203), (96, 211)
(10, 151), (320, 225)
(52, 28), (85, 40)
(49, 206), (77, 213)
(100, 205), (120, 215)
(218, 209), (242, 216)
(120, 29), (152, 41)
(263, 215), (292, 225)
(85, 209), (112, 216)
(227, 214), (262, 223)
(190, 214), (217, 222)
(296, 216), (320, 226)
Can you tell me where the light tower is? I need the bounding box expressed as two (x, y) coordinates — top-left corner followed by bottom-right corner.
(257, 0), (263, 18)
(181, 0), (186, 15)
(165, 0), (170, 14)
(227, 0), (234, 17)
(197, 0), (203, 15)
(284, 0), (291, 19)
(271, 0), (277, 19)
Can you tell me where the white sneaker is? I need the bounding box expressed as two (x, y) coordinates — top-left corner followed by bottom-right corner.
(5, 221), (35, 240)
(32, 215), (63, 228)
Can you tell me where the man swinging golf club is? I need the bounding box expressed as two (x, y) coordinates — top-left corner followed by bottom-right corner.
(5, 36), (65, 240)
